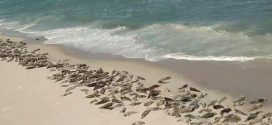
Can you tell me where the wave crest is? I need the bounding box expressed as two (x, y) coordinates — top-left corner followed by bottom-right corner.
(161, 53), (271, 62)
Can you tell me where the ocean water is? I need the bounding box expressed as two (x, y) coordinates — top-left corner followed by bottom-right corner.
(0, 0), (272, 61)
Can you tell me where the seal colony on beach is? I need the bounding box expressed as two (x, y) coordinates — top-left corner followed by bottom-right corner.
(0, 39), (272, 125)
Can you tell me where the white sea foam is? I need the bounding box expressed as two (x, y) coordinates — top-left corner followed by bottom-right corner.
(16, 23), (36, 31)
(37, 24), (272, 62)
(0, 20), (37, 33)
(0, 20), (20, 30)
(1, 20), (272, 62)
(161, 53), (271, 62)
(41, 26), (163, 60)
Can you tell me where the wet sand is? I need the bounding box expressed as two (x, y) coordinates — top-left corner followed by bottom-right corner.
(158, 59), (272, 104)
(46, 41), (272, 104)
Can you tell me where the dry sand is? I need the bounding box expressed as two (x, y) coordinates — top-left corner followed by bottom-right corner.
(0, 61), (183, 125)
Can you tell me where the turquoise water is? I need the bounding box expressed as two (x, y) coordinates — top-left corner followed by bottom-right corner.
(0, 0), (272, 61)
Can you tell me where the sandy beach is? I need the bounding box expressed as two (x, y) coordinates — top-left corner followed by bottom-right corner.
(1, 34), (272, 125)
(0, 35), (187, 125)
(0, 61), (184, 125)
(1, 0), (272, 124)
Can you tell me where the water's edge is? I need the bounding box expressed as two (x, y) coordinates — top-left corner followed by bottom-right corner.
(2, 32), (272, 105)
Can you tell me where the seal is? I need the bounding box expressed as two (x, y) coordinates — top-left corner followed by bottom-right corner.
(99, 102), (114, 110)
(201, 112), (217, 118)
(141, 109), (151, 119)
(124, 111), (138, 117)
(220, 108), (232, 116)
(222, 114), (241, 123)
(144, 101), (154, 106)
(189, 87), (201, 92)
(131, 121), (145, 125)
(129, 102), (142, 106)
(158, 76), (171, 84)
(245, 111), (262, 122)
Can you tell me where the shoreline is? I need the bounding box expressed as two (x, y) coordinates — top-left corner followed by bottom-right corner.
(1, 33), (272, 125)
(36, 39), (272, 105)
